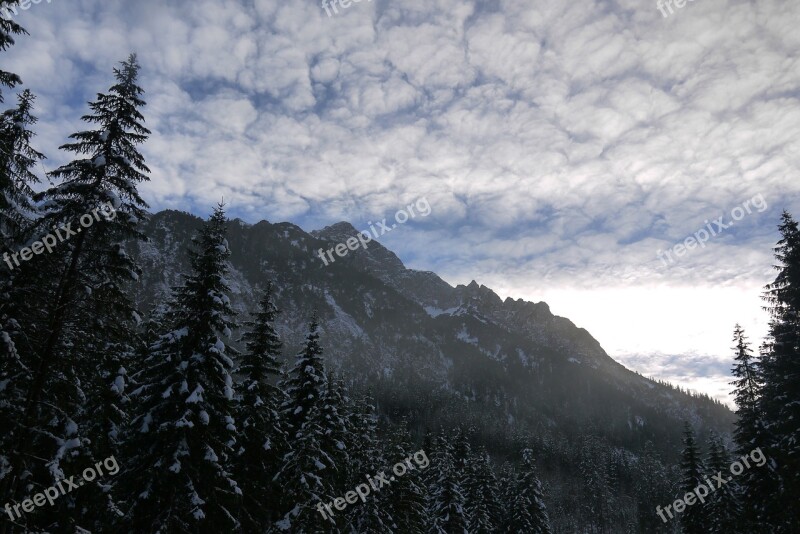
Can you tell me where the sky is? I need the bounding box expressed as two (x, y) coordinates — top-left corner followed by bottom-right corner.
(5, 0), (800, 405)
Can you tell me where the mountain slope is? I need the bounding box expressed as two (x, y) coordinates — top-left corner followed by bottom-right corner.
(130, 210), (734, 462)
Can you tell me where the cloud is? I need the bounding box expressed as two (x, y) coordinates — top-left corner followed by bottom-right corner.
(7, 0), (800, 403)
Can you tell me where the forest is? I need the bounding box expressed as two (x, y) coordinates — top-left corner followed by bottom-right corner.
(1, 8), (799, 534)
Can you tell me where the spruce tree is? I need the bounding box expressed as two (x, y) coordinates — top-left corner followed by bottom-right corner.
(0, 89), (42, 245)
(121, 205), (242, 532)
(319, 373), (350, 493)
(430, 433), (468, 534)
(757, 211), (800, 531)
(233, 283), (288, 530)
(1, 55), (149, 532)
(0, 19), (40, 496)
(385, 418), (428, 534)
(0, 89), (43, 499)
(0, 4), (23, 106)
(465, 445), (501, 532)
(731, 324), (762, 452)
(634, 441), (675, 534)
(508, 448), (551, 534)
(273, 315), (335, 533)
(705, 432), (739, 533)
(730, 324), (769, 529)
(679, 422), (705, 534)
(579, 434), (612, 532)
(347, 395), (395, 533)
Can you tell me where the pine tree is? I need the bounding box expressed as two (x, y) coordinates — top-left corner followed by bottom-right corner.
(496, 461), (516, 529)
(0, 89), (42, 245)
(465, 445), (501, 532)
(679, 422), (705, 534)
(731, 325), (762, 452)
(579, 434), (612, 533)
(0, 89), (43, 500)
(729, 324), (769, 530)
(429, 433), (468, 534)
(634, 441), (675, 534)
(0, 21), (41, 500)
(233, 283), (288, 530)
(1, 55), (149, 532)
(281, 312), (326, 432)
(319, 373), (350, 493)
(0, 5), (23, 106)
(347, 395), (395, 533)
(273, 315), (335, 533)
(507, 448), (551, 534)
(121, 205), (242, 532)
(385, 418), (428, 534)
(757, 211), (800, 531)
(705, 432), (739, 533)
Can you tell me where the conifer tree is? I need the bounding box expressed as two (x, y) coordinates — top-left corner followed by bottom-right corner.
(497, 461), (517, 528)
(679, 422), (705, 534)
(430, 433), (468, 534)
(1, 55), (149, 532)
(319, 373), (350, 492)
(385, 418), (428, 534)
(0, 89), (43, 498)
(729, 324), (769, 529)
(233, 283), (288, 530)
(465, 445), (501, 532)
(579, 434), (612, 531)
(0, 4), (23, 105)
(757, 211), (800, 531)
(634, 442), (675, 534)
(0, 19), (41, 496)
(0, 89), (42, 245)
(274, 315), (335, 533)
(705, 432), (739, 533)
(121, 205), (241, 532)
(731, 325), (762, 452)
(508, 448), (552, 534)
(347, 395), (395, 533)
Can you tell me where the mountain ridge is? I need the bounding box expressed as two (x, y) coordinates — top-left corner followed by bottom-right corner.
(130, 209), (734, 463)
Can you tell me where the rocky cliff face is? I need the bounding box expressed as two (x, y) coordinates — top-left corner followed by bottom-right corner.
(130, 210), (734, 459)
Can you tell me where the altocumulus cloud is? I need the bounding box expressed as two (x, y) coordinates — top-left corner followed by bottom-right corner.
(6, 0), (800, 403)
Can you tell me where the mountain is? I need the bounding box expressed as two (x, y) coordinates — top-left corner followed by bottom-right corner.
(129, 210), (733, 461)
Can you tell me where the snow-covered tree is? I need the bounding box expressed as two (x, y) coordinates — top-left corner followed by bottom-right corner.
(0, 7), (23, 107)
(1, 54), (148, 532)
(0, 89), (43, 496)
(385, 418), (428, 534)
(233, 283), (288, 530)
(756, 211), (800, 531)
(121, 205), (241, 532)
(0, 89), (42, 245)
(508, 448), (551, 534)
(465, 445), (501, 532)
(273, 315), (335, 533)
(347, 395), (395, 533)
(705, 432), (739, 533)
(679, 422), (705, 534)
(429, 433), (468, 534)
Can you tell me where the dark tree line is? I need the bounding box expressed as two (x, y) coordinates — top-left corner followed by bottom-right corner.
(0, 13), (552, 532)
(677, 212), (800, 533)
